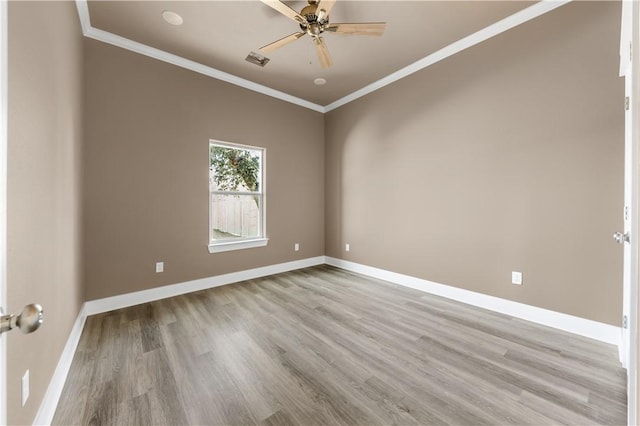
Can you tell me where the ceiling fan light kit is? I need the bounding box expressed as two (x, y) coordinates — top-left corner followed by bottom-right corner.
(259, 0), (386, 68)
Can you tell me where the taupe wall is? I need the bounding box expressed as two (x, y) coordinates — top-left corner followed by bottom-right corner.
(83, 39), (324, 301)
(325, 1), (624, 326)
(3, 2), (626, 422)
(7, 2), (84, 424)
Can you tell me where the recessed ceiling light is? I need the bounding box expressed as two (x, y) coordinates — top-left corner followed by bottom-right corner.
(162, 10), (183, 26)
(314, 78), (327, 86)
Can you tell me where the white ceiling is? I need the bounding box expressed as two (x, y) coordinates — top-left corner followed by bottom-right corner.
(82, 1), (561, 111)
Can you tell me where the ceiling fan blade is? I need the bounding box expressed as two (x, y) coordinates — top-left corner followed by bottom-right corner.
(260, 32), (306, 53)
(316, 0), (336, 21)
(325, 22), (386, 36)
(313, 37), (333, 68)
(260, 0), (307, 25)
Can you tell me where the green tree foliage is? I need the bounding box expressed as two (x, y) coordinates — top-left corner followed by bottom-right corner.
(210, 145), (260, 205)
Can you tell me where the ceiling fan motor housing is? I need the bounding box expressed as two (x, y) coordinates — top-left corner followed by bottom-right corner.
(299, 3), (329, 34)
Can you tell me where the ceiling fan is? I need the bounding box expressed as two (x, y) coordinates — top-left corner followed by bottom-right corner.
(259, 0), (386, 68)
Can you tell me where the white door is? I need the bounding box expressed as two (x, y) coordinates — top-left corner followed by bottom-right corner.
(622, 46), (637, 426)
(619, 2), (639, 425)
(620, 1), (633, 369)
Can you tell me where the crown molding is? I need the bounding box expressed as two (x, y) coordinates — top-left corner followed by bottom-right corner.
(324, 0), (571, 112)
(75, 0), (571, 114)
(74, 0), (325, 113)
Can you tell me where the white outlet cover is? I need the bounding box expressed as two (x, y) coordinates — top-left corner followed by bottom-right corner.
(22, 370), (29, 406)
(156, 262), (164, 273)
(512, 271), (523, 285)
(294, 243), (299, 251)
(345, 243), (350, 252)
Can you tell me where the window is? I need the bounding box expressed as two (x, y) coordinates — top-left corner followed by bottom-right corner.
(208, 140), (267, 253)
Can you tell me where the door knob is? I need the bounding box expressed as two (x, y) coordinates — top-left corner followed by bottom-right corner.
(613, 231), (630, 244)
(0, 304), (43, 335)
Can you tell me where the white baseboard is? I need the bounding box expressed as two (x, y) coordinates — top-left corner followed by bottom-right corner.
(35, 254), (623, 425)
(325, 257), (622, 348)
(33, 303), (88, 426)
(34, 256), (325, 425)
(85, 256), (326, 316)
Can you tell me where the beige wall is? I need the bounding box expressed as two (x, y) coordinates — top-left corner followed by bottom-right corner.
(83, 39), (325, 301)
(325, 1), (624, 326)
(3, 1), (627, 422)
(7, 2), (84, 424)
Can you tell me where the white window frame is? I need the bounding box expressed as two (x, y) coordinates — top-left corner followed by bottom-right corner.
(208, 139), (267, 253)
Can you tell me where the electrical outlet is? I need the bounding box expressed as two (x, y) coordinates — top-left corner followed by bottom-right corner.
(512, 271), (523, 285)
(294, 243), (299, 252)
(345, 243), (350, 252)
(22, 370), (29, 407)
(156, 262), (164, 273)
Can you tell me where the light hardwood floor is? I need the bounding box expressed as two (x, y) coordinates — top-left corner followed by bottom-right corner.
(53, 265), (627, 425)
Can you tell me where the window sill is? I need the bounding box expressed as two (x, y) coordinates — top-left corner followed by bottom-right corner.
(208, 238), (269, 254)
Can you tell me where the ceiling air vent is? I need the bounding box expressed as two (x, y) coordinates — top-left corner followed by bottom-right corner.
(245, 51), (270, 67)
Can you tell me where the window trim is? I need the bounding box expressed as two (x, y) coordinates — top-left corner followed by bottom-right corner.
(208, 237), (269, 254)
(208, 139), (267, 253)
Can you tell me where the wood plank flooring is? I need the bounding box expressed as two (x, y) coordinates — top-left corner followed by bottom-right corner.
(52, 265), (627, 425)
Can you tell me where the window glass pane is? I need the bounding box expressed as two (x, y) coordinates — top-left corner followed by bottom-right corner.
(209, 145), (262, 193)
(211, 194), (261, 240)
